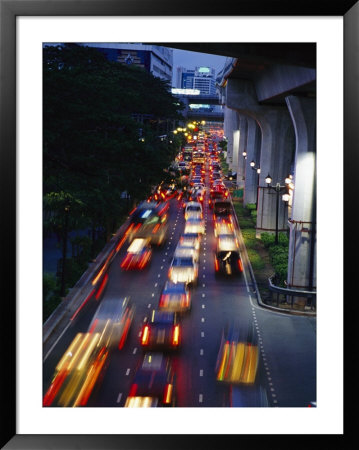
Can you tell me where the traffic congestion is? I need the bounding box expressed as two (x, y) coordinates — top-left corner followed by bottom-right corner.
(43, 132), (279, 408)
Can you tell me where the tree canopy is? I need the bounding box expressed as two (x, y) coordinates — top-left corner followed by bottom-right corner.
(43, 44), (184, 237)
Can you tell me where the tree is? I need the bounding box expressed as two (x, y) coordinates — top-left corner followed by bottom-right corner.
(44, 44), (184, 239)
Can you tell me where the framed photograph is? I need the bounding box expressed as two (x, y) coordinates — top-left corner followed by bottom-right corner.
(1, 0), (355, 448)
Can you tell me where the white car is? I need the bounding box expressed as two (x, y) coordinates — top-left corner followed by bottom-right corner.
(184, 201), (203, 220)
(174, 243), (200, 263)
(184, 218), (205, 235)
(179, 233), (201, 251)
(168, 256), (199, 286)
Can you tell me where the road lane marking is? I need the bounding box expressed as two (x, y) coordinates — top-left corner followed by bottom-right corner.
(126, 369), (130, 376)
(199, 370), (203, 377)
(201, 317), (205, 322)
(201, 332), (205, 337)
(200, 349), (204, 355)
(117, 392), (123, 403)
(199, 394), (203, 403)
(133, 347), (137, 354)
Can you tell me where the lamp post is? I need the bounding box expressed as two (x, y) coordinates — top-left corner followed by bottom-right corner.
(265, 174), (290, 245)
(250, 160), (261, 207)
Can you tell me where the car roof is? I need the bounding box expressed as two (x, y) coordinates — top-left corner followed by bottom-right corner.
(172, 257), (194, 266)
(150, 310), (175, 324)
(181, 232), (200, 239)
(163, 281), (187, 293)
(127, 238), (149, 253)
(217, 235), (239, 251)
(186, 201), (202, 207)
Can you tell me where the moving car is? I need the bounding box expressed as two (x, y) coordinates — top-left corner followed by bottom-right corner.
(159, 281), (191, 313)
(127, 201), (168, 246)
(184, 201), (203, 220)
(174, 242), (200, 263)
(214, 234), (243, 276)
(168, 255), (199, 286)
(88, 297), (135, 350)
(215, 324), (259, 385)
(184, 217), (205, 235)
(179, 232), (201, 250)
(213, 199), (232, 219)
(43, 332), (109, 407)
(214, 216), (234, 237)
(124, 352), (175, 407)
(140, 310), (181, 349)
(120, 238), (152, 270)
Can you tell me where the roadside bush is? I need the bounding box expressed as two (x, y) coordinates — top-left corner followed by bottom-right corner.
(241, 228), (257, 246)
(246, 249), (265, 270)
(260, 232), (274, 248)
(246, 203), (256, 211)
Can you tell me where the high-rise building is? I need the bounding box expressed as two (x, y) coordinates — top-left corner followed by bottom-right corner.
(80, 43), (173, 84)
(176, 66), (217, 95)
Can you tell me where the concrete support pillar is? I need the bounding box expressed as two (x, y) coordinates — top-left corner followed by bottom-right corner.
(236, 115), (248, 188)
(232, 128), (240, 171)
(243, 117), (261, 205)
(227, 108), (239, 170)
(224, 78), (294, 235)
(223, 106), (236, 165)
(285, 95), (316, 292)
(255, 108), (294, 237)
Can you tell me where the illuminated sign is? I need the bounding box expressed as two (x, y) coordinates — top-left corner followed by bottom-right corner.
(171, 88), (200, 95)
(189, 104), (211, 109)
(198, 67), (210, 73)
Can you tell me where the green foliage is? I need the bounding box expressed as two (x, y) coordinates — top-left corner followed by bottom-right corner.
(260, 232), (275, 248)
(259, 233), (289, 285)
(218, 140), (227, 151)
(246, 203), (256, 211)
(43, 44), (183, 239)
(43, 272), (62, 322)
(246, 249), (265, 270)
(260, 232), (289, 248)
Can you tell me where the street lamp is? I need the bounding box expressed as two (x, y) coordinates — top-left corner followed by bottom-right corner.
(265, 174), (290, 245)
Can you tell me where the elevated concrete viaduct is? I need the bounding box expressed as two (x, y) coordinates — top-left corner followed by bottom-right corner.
(166, 43), (316, 298)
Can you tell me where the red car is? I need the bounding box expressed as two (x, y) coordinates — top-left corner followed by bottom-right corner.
(121, 238), (152, 270)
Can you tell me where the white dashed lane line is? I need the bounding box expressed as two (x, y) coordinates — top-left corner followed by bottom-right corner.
(251, 306), (278, 406)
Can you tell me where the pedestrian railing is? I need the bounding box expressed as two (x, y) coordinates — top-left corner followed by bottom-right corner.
(267, 275), (316, 313)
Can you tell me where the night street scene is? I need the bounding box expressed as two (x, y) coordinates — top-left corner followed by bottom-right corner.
(42, 42), (317, 410)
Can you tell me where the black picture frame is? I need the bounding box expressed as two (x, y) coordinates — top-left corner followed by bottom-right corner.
(1, 0), (356, 448)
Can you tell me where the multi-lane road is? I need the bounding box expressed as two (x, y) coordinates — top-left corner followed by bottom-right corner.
(43, 157), (316, 408)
